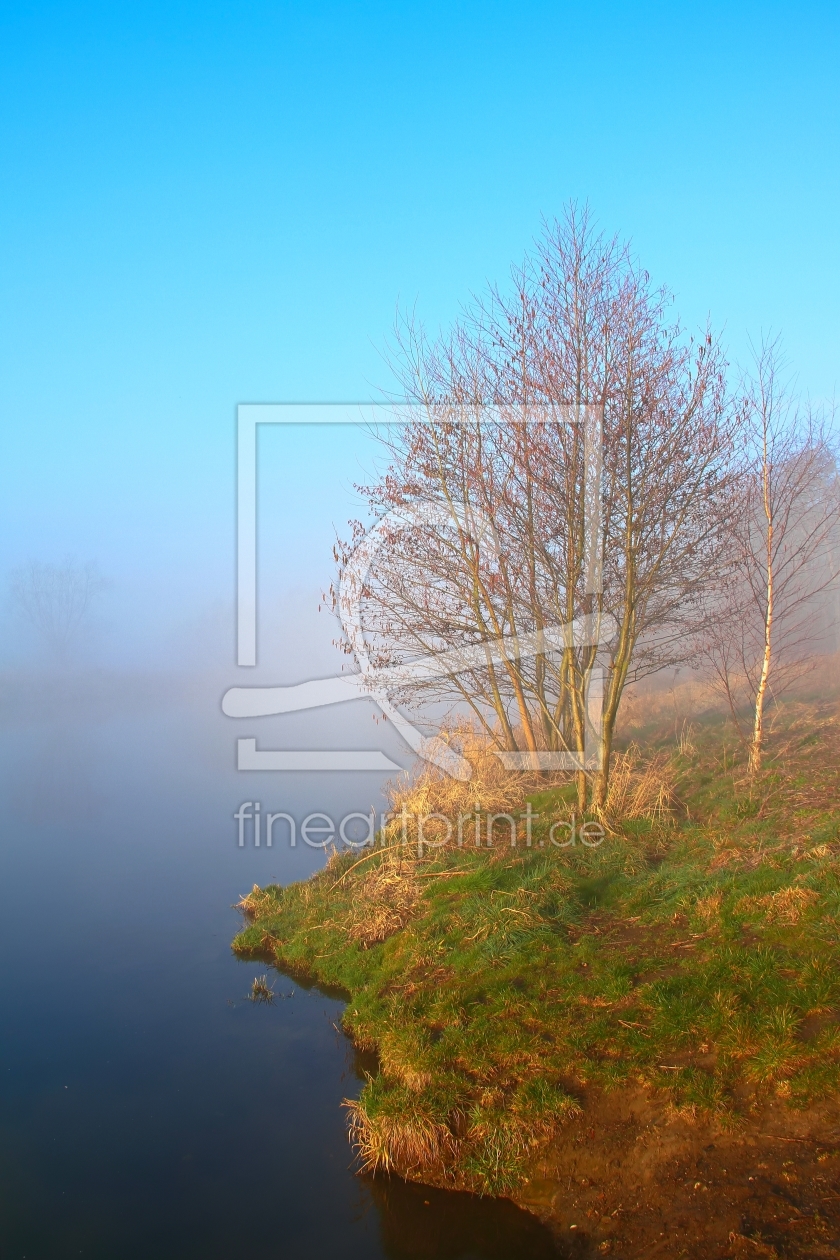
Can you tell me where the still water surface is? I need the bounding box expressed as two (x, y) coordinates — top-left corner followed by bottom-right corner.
(0, 689), (563, 1258)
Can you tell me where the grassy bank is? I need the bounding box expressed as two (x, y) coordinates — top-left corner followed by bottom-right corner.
(232, 700), (840, 1198)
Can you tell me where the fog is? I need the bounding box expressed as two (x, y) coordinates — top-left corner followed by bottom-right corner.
(0, 421), (444, 1256)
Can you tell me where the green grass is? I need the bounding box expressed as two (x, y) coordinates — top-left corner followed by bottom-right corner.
(233, 703), (840, 1194)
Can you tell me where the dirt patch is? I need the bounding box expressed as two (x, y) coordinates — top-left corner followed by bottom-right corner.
(517, 1090), (840, 1258)
(798, 1013), (840, 1046)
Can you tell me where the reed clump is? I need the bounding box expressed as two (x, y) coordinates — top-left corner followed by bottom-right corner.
(248, 974), (275, 1003)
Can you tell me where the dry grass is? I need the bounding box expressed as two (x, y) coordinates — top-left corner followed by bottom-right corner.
(235, 884), (277, 920)
(616, 651), (840, 755)
(344, 1092), (457, 1176)
(344, 1079), (583, 1185)
(603, 745), (677, 823)
(383, 722), (537, 829)
(386, 722), (678, 832)
(695, 890), (724, 922)
(734, 886), (821, 925)
(348, 851), (421, 948)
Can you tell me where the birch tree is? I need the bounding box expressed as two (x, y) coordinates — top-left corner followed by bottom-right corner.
(704, 340), (840, 773)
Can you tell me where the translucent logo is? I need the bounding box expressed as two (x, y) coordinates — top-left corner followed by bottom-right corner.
(222, 404), (609, 780)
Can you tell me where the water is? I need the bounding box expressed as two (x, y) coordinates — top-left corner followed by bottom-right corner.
(0, 683), (563, 1258)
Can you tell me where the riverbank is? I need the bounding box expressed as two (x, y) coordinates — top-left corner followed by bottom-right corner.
(233, 699), (840, 1256)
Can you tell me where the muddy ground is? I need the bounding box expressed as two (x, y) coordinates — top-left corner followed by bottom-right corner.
(518, 1091), (840, 1258)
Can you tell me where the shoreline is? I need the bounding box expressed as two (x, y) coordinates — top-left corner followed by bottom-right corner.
(245, 948), (840, 1257)
(233, 709), (840, 1255)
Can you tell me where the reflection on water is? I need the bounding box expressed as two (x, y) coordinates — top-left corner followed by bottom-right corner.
(0, 694), (563, 1259)
(369, 1176), (566, 1259)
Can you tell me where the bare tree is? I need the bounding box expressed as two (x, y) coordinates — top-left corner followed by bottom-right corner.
(337, 209), (736, 808)
(703, 339), (840, 773)
(10, 558), (108, 662)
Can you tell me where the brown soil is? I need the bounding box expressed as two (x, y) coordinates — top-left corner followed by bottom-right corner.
(517, 1090), (840, 1258)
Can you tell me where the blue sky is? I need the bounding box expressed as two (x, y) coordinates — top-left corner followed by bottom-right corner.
(0, 1), (838, 663)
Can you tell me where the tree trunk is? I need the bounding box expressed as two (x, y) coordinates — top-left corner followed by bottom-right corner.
(750, 535), (773, 774)
(750, 432), (774, 775)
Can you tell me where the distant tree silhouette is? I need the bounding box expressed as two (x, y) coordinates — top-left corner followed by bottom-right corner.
(10, 557), (108, 662)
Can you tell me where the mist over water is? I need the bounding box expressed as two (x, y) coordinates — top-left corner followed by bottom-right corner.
(0, 420), (564, 1257)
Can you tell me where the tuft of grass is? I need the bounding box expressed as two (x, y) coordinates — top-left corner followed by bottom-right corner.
(603, 745), (678, 825)
(248, 974), (275, 1004)
(344, 1076), (460, 1177)
(236, 884), (280, 919)
(347, 848), (420, 948)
